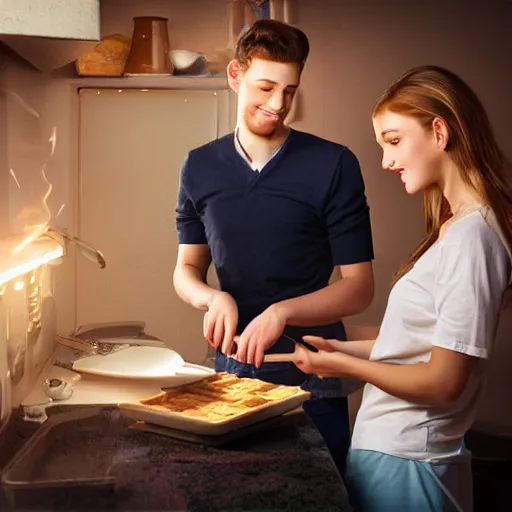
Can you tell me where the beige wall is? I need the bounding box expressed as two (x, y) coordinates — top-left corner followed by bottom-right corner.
(17, 0), (231, 337)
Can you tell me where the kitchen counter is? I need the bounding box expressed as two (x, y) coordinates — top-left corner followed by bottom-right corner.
(0, 404), (351, 512)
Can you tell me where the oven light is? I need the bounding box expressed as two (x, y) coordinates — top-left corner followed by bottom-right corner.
(0, 246), (64, 287)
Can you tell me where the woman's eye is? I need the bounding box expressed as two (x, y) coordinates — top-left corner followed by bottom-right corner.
(260, 87), (272, 92)
(390, 138), (399, 145)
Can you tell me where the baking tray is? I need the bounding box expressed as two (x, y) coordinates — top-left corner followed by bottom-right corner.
(118, 373), (311, 437)
(1, 407), (128, 509)
(129, 407), (304, 447)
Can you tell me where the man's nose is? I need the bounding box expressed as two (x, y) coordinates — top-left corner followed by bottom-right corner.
(267, 91), (284, 112)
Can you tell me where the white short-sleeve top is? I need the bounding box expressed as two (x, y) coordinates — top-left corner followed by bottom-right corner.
(351, 207), (512, 462)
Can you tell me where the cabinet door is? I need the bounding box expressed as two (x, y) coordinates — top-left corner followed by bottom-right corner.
(78, 89), (228, 363)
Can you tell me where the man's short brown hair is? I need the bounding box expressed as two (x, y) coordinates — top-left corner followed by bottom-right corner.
(235, 19), (310, 70)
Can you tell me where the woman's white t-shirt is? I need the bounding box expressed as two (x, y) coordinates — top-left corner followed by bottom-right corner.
(351, 208), (511, 462)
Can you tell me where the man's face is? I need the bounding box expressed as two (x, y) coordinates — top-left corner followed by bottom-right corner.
(230, 58), (301, 138)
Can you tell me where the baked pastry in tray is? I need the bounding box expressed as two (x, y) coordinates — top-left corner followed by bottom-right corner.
(119, 372), (311, 435)
(138, 372), (303, 422)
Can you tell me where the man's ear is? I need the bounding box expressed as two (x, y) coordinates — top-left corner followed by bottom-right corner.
(432, 117), (450, 150)
(227, 59), (243, 93)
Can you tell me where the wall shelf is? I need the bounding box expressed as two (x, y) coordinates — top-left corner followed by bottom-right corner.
(72, 74), (229, 91)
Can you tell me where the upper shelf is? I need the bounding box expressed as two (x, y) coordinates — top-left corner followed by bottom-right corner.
(72, 74), (229, 91)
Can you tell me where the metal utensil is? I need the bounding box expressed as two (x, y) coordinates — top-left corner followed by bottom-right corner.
(229, 333), (319, 363)
(280, 333), (319, 353)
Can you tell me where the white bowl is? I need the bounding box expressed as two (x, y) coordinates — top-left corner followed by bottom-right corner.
(170, 49), (208, 75)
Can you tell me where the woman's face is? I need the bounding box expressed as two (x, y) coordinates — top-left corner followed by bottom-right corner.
(373, 111), (444, 195)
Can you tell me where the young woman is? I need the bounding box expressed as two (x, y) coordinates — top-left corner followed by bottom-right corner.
(292, 65), (512, 511)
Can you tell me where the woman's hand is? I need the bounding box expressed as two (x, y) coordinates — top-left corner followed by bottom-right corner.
(292, 336), (353, 378)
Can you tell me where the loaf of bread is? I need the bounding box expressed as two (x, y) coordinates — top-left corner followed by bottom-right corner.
(75, 34), (132, 76)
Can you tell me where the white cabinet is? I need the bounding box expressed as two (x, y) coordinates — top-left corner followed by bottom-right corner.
(77, 88), (233, 363)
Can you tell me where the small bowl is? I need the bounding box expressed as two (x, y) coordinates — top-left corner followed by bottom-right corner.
(170, 49), (208, 75)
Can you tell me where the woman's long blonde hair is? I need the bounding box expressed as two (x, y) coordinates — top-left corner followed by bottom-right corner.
(373, 65), (512, 281)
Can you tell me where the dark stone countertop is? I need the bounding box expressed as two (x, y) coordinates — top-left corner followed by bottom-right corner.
(0, 404), (351, 512)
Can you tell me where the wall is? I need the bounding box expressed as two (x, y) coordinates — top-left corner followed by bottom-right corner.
(294, 0), (511, 325)
(0, 43), (58, 405)
(44, 0), (231, 340)
(293, 0), (512, 433)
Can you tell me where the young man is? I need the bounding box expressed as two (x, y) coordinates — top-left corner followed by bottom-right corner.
(174, 19), (374, 477)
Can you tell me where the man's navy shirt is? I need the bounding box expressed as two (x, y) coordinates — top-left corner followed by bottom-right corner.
(176, 129), (374, 348)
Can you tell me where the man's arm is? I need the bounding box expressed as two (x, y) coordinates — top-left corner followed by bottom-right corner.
(271, 261), (374, 326)
(235, 261), (374, 366)
(173, 244), (239, 351)
(173, 244), (214, 311)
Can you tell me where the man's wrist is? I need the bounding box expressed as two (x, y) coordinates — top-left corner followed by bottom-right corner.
(270, 301), (293, 324)
(194, 288), (220, 311)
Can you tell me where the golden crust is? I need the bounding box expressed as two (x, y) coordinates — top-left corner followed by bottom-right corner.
(139, 372), (300, 422)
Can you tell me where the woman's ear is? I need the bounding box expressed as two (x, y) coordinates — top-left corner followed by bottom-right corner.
(227, 59), (243, 93)
(432, 117), (450, 150)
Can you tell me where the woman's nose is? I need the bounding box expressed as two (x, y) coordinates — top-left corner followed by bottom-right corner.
(382, 157), (395, 171)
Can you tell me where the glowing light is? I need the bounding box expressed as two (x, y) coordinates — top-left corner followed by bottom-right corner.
(0, 244), (64, 287)
(12, 126), (59, 256)
(9, 168), (21, 188)
(14, 281), (24, 291)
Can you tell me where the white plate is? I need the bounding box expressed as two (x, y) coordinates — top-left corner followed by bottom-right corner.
(118, 387), (311, 436)
(72, 346), (186, 379)
(160, 363), (216, 387)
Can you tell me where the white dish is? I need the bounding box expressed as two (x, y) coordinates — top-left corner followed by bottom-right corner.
(118, 387), (310, 436)
(170, 49), (208, 75)
(160, 363), (216, 387)
(72, 346), (186, 379)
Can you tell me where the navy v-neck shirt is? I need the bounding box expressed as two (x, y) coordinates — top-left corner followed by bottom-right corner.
(176, 129), (374, 342)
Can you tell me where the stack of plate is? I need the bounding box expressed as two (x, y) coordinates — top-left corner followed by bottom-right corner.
(72, 346), (214, 387)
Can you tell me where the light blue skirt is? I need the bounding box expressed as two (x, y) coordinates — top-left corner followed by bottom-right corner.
(345, 449), (473, 512)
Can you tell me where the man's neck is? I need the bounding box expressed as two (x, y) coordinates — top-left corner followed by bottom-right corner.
(236, 122), (290, 169)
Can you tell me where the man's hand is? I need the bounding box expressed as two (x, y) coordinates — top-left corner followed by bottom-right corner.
(235, 305), (288, 368)
(203, 291), (238, 355)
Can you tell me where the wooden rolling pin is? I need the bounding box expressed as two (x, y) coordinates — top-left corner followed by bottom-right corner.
(229, 335), (296, 363)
